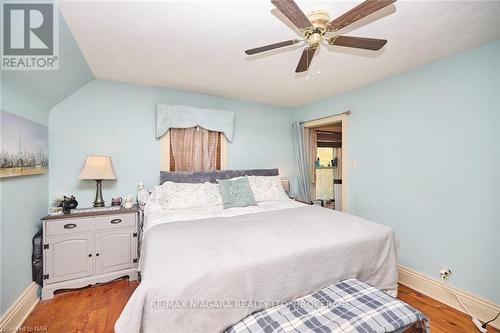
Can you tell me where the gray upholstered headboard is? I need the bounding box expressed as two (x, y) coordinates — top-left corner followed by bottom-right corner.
(160, 169), (279, 184)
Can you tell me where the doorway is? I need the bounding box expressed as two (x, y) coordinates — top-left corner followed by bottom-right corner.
(314, 123), (342, 209)
(303, 112), (348, 212)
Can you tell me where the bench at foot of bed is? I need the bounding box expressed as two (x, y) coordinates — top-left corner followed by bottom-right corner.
(225, 279), (429, 333)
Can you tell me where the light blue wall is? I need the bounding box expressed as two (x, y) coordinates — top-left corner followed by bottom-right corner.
(0, 10), (93, 314)
(2, 7), (498, 318)
(295, 41), (500, 302)
(49, 80), (296, 207)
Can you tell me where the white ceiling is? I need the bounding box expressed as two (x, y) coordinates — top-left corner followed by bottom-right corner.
(59, 0), (500, 107)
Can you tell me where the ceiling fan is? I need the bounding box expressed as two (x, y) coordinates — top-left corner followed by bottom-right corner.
(245, 0), (396, 73)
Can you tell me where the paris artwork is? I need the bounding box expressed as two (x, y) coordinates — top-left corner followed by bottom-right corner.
(0, 110), (48, 178)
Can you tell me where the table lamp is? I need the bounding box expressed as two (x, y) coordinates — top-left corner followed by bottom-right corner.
(79, 155), (117, 207)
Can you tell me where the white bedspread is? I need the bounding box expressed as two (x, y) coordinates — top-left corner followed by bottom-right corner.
(115, 202), (398, 333)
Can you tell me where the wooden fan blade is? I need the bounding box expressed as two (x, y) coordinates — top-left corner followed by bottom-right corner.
(295, 46), (317, 73)
(245, 39), (301, 55)
(271, 0), (312, 30)
(327, 0), (396, 31)
(329, 36), (387, 50)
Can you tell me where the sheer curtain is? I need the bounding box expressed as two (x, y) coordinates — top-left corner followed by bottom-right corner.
(170, 127), (219, 171)
(292, 121), (314, 202)
(309, 128), (317, 190)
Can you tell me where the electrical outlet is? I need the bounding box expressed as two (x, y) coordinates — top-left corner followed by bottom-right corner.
(440, 268), (452, 280)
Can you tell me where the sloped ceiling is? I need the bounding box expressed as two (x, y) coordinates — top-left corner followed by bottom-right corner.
(1, 11), (94, 123)
(59, 0), (500, 107)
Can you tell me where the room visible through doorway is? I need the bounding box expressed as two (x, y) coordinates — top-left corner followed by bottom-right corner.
(313, 123), (342, 210)
(303, 112), (349, 212)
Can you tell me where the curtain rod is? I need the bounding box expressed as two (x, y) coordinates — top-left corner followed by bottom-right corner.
(299, 110), (351, 125)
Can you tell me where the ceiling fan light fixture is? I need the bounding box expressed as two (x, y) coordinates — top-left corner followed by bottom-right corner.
(307, 32), (323, 47)
(246, 0), (396, 73)
(303, 10), (329, 47)
(305, 10), (330, 30)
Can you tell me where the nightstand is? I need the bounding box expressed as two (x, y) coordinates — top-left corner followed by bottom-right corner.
(40, 206), (139, 299)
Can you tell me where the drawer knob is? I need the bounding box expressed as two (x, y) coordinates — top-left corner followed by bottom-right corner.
(64, 223), (77, 229)
(110, 218), (122, 224)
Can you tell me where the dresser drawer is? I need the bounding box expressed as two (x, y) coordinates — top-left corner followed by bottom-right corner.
(45, 218), (94, 237)
(95, 213), (136, 231)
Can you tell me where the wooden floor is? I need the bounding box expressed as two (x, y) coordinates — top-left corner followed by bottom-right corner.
(22, 279), (498, 333)
(398, 285), (498, 333)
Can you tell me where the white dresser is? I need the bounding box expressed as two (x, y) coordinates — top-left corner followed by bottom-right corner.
(41, 207), (139, 299)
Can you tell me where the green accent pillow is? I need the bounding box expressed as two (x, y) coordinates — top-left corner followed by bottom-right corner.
(217, 177), (257, 209)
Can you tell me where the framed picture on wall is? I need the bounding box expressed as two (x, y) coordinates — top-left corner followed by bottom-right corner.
(0, 110), (48, 178)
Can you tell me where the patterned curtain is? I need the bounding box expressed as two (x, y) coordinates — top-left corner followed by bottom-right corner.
(170, 127), (219, 171)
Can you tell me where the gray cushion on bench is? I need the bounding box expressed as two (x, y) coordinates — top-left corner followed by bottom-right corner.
(160, 168), (278, 184)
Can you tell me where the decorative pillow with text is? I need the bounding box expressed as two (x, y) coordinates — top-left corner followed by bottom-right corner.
(217, 176), (257, 209)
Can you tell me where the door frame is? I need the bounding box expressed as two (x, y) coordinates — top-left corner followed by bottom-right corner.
(303, 112), (349, 212)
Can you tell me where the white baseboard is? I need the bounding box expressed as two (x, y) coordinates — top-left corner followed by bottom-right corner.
(398, 265), (500, 329)
(0, 283), (39, 331)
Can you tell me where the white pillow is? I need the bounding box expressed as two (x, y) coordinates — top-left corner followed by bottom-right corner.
(247, 176), (289, 202)
(156, 181), (223, 210)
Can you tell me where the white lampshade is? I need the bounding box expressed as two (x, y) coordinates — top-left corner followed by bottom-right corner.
(281, 179), (290, 192)
(79, 155), (117, 180)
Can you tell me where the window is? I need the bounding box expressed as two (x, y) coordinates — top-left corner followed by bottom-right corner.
(160, 128), (228, 172)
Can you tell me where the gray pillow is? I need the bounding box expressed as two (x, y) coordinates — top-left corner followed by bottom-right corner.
(217, 177), (257, 209)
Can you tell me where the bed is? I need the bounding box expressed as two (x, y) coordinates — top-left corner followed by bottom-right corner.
(115, 169), (398, 333)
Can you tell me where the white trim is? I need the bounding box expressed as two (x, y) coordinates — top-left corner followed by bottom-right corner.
(160, 129), (171, 171)
(0, 283), (39, 331)
(220, 137), (228, 169)
(398, 265), (500, 329)
(303, 113), (349, 212)
(303, 114), (346, 128)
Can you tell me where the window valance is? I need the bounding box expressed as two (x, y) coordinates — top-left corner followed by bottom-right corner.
(156, 104), (235, 142)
